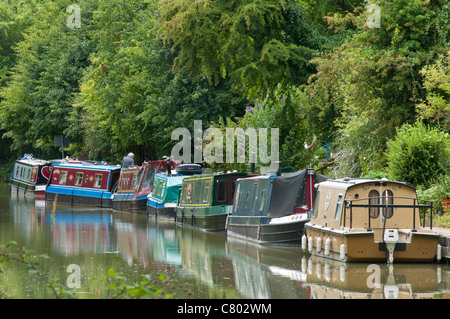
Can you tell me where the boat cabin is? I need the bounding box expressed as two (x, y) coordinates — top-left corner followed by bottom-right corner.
(113, 160), (178, 213)
(176, 172), (252, 231)
(305, 178), (440, 262)
(227, 169), (329, 244)
(46, 162), (121, 207)
(9, 154), (52, 198)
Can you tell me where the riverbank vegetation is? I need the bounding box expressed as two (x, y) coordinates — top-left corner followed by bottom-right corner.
(0, 1), (448, 215)
(0, 241), (193, 298)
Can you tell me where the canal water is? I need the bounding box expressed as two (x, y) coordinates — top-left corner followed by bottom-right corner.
(0, 182), (449, 299)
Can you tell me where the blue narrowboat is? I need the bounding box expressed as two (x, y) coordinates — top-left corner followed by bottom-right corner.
(45, 161), (121, 208)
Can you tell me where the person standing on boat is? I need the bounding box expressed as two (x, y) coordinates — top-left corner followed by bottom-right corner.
(121, 152), (134, 168)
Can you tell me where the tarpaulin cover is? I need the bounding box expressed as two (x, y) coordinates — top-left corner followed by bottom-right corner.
(267, 170), (306, 218)
(233, 170), (330, 218)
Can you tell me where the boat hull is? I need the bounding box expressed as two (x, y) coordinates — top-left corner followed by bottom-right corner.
(304, 224), (440, 263)
(10, 181), (46, 197)
(175, 205), (231, 231)
(46, 189), (113, 208)
(112, 197), (147, 214)
(147, 205), (176, 221)
(227, 214), (308, 245)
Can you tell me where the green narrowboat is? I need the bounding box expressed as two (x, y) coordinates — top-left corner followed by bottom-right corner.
(147, 164), (202, 221)
(175, 172), (252, 231)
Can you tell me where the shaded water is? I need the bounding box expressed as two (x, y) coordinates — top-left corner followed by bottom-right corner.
(0, 182), (449, 299)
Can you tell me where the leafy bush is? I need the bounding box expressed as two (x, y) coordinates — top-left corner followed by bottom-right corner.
(386, 122), (449, 187)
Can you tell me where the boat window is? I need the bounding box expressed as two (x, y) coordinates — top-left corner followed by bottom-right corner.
(181, 183), (188, 203)
(217, 180), (227, 202)
(203, 180), (211, 203)
(137, 170), (145, 190)
(160, 180), (166, 197)
(324, 192), (331, 211)
(94, 174), (102, 188)
(19, 166), (24, 180)
(369, 190), (380, 218)
(15, 165), (20, 178)
(132, 173), (137, 189)
(334, 194), (343, 221)
(26, 168), (31, 181)
(59, 171), (68, 185)
(31, 168), (37, 182)
(234, 183), (241, 211)
(75, 173), (83, 186)
(259, 190), (266, 211)
(142, 170), (154, 190)
(245, 192), (250, 208)
(312, 190), (320, 218)
(382, 189), (394, 218)
(155, 179), (162, 196)
(185, 182), (193, 203)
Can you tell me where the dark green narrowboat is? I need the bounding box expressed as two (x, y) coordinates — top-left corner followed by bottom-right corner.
(175, 172), (252, 231)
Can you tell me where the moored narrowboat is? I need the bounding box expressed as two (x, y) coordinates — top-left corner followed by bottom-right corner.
(147, 164), (202, 220)
(175, 172), (252, 231)
(46, 161), (121, 208)
(226, 169), (329, 245)
(112, 160), (177, 214)
(9, 154), (52, 198)
(303, 178), (441, 263)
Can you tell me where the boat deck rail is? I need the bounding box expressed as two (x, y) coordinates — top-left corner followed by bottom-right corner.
(344, 196), (433, 231)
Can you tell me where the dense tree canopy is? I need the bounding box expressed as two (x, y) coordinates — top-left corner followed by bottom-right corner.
(0, 0), (448, 181)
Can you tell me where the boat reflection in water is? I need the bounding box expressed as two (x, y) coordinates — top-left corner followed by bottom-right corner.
(304, 256), (446, 299)
(4, 191), (450, 299)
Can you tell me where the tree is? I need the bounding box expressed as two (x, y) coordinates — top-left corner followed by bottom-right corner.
(0, 0), (97, 157)
(157, 0), (326, 97)
(305, 0), (450, 177)
(73, 0), (246, 163)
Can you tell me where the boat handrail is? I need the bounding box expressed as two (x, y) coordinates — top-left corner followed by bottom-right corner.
(343, 196), (433, 230)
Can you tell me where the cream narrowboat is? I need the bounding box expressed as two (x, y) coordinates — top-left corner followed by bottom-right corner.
(303, 178), (441, 263)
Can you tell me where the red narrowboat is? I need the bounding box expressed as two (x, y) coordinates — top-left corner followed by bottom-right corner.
(112, 160), (178, 214)
(46, 161), (121, 208)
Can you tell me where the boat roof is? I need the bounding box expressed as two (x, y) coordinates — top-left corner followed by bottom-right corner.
(317, 177), (414, 190)
(15, 154), (48, 166)
(153, 172), (185, 185)
(51, 162), (121, 171)
(182, 171), (251, 180)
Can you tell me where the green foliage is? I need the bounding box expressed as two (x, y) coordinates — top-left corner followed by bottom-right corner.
(0, 0), (96, 157)
(416, 50), (450, 128)
(208, 85), (326, 173)
(307, 0), (450, 176)
(386, 122), (449, 187)
(158, 0), (326, 97)
(417, 175), (450, 215)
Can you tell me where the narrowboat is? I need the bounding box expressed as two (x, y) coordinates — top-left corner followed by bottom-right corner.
(147, 164), (202, 220)
(9, 154), (52, 198)
(303, 178), (441, 263)
(226, 169), (329, 245)
(46, 161), (121, 208)
(175, 172), (252, 231)
(112, 160), (177, 214)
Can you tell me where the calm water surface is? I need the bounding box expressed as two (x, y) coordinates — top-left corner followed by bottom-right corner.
(0, 182), (449, 299)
